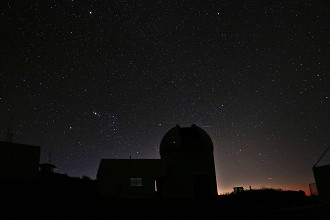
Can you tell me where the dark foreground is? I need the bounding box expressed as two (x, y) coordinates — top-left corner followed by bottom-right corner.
(0, 179), (329, 220)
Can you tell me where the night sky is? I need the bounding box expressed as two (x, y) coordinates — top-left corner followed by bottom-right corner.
(1, 1), (329, 194)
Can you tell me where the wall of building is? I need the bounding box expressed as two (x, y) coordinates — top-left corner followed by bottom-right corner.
(313, 165), (330, 204)
(0, 141), (40, 181)
(98, 176), (158, 198)
(97, 159), (166, 199)
(161, 149), (218, 198)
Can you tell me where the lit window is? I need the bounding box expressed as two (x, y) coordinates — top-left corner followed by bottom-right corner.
(130, 178), (142, 187)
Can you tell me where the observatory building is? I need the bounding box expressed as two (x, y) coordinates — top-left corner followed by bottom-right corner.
(159, 124), (218, 197)
(97, 124), (218, 198)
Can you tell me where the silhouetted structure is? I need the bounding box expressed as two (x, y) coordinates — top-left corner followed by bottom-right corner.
(0, 141), (40, 181)
(6, 117), (14, 143)
(233, 187), (244, 193)
(97, 159), (166, 198)
(97, 124), (218, 198)
(309, 183), (318, 196)
(6, 127), (14, 143)
(313, 165), (330, 204)
(160, 124), (218, 198)
(39, 163), (57, 174)
(312, 145), (330, 204)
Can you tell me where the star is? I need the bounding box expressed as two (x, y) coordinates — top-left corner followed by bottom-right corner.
(2, 0), (329, 195)
(92, 111), (101, 118)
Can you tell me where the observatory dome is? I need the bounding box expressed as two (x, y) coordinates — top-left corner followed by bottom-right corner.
(159, 124), (213, 155)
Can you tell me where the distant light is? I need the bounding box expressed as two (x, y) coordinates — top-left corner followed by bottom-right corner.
(89, 11), (93, 14)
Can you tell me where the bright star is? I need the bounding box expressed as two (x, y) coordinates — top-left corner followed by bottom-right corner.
(92, 111), (101, 117)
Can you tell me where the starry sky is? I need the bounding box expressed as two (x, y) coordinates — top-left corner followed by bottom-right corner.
(1, 1), (329, 194)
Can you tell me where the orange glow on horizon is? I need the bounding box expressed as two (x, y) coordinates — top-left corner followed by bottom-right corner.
(217, 185), (311, 196)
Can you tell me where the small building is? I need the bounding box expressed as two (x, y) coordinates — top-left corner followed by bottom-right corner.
(96, 125), (218, 198)
(39, 163), (57, 174)
(313, 164), (330, 204)
(233, 187), (244, 193)
(97, 159), (167, 198)
(0, 141), (40, 181)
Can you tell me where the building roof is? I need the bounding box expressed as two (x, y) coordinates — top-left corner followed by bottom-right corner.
(159, 124), (213, 155)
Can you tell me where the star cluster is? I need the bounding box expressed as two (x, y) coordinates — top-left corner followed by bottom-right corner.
(1, 1), (329, 194)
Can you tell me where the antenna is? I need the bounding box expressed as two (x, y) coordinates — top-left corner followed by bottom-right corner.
(6, 117), (14, 142)
(313, 145), (330, 167)
(48, 152), (52, 164)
